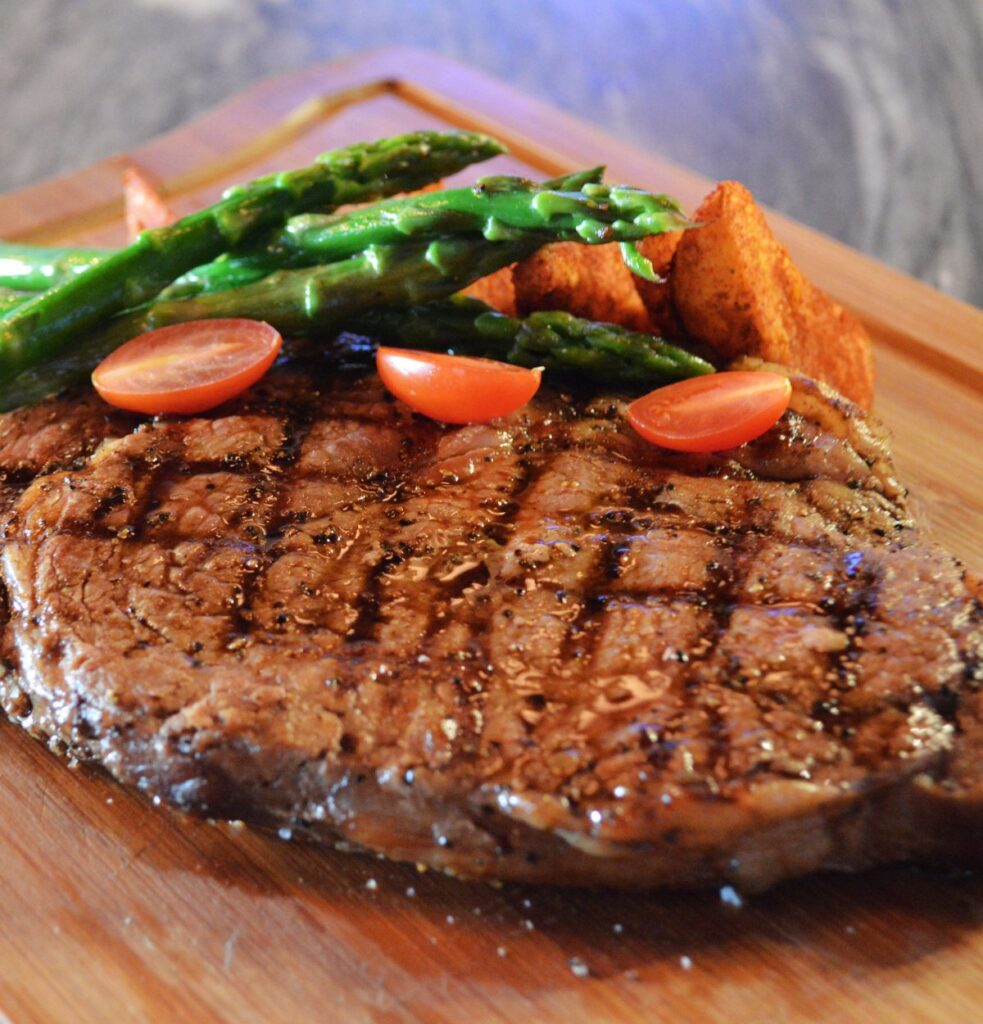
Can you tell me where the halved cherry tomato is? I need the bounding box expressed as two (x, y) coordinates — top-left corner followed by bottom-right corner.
(627, 370), (792, 453)
(376, 347), (542, 424)
(92, 319), (282, 415)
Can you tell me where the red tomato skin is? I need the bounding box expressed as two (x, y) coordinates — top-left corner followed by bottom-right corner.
(92, 319), (282, 416)
(627, 371), (792, 453)
(376, 347), (542, 424)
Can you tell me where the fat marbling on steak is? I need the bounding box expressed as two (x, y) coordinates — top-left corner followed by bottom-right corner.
(0, 357), (980, 890)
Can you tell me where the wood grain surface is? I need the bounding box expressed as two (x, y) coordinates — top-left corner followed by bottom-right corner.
(0, 49), (981, 1024)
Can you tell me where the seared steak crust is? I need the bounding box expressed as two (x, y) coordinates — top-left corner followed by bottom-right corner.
(0, 360), (980, 889)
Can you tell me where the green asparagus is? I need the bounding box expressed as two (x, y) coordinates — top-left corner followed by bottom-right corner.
(0, 168), (696, 403)
(0, 274), (712, 413)
(1, 166), (671, 306)
(252, 175), (688, 264)
(158, 168), (602, 299)
(345, 295), (714, 385)
(0, 288), (31, 317)
(0, 243), (108, 292)
(0, 237), (532, 409)
(0, 131), (504, 385)
(0, 168), (609, 300)
(116, 238), (539, 341)
(51, 170), (690, 353)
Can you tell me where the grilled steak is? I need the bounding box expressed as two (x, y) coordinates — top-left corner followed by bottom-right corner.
(0, 357), (979, 890)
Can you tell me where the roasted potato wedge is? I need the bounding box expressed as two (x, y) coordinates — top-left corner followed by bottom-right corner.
(671, 182), (874, 408)
(632, 231), (685, 338)
(513, 242), (653, 332)
(461, 264), (518, 316)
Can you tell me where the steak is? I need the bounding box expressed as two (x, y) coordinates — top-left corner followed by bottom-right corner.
(0, 357), (980, 890)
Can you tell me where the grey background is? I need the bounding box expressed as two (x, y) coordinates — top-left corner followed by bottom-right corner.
(1, 0), (980, 306)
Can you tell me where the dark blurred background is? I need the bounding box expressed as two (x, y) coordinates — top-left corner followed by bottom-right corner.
(1, 0), (980, 305)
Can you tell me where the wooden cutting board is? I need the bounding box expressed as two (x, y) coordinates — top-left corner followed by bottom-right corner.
(0, 48), (980, 1024)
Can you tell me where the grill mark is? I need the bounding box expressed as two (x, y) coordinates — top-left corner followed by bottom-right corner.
(386, 449), (545, 654)
(571, 530), (641, 668)
(227, 403), (320, 640)
(479, 456), (540, 546)
(812, 569), (895, 764)
(0, 573), (9, 638)
(431, 452), (550, 667)
(957, 597), (983, 700)
(0, 418), (132, 488)
(685, 516), (774, 778)
(560, 548), (611, 665)
(830, 560), (882, 694)
(101, 450), (173, 543)
(0, 465), (59, 488)
(440, 561), (492, 597)
(339, 451), (434, 645)
(603, 536), (635, 582)
(929, 595), (983, 730)
(924, 685), (961, 726)
(271, 399), (320, 471)
(702, 701), (729, 787)
(621, 473), (674, 510)
(795, 536), (888, 744)
(345, 547), (395, 643)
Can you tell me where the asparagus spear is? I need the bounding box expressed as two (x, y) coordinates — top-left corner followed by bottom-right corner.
(0, 243), (108, 292)
(118, 238), (539, 341)
(53, 170), (689, 352)
(0, 168), (608, 299)
(0, 237), (533, 409)
(0, 218), (709, 413)
(346, 296), (714, 385)
(0, 131), (504, 385)
(0, 288), (31, 317)
(0, 166), (651, 304)
(0, 275), (711, 412)
(154, 172), (685, 301)
(250, 175), (688, 264)
(161, 166), (609, 299)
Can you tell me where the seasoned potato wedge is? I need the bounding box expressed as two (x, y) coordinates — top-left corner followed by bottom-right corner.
(461, 264), (518, 315)
(671, 182), (874, 407)
(513, 242), (653, 332)
(633, 231), (685, 338)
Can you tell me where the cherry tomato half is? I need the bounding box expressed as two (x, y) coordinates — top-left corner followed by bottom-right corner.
(92, 318), (282, 415)
(627, 370), (792, 453)
(376, 347), (542, 424)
